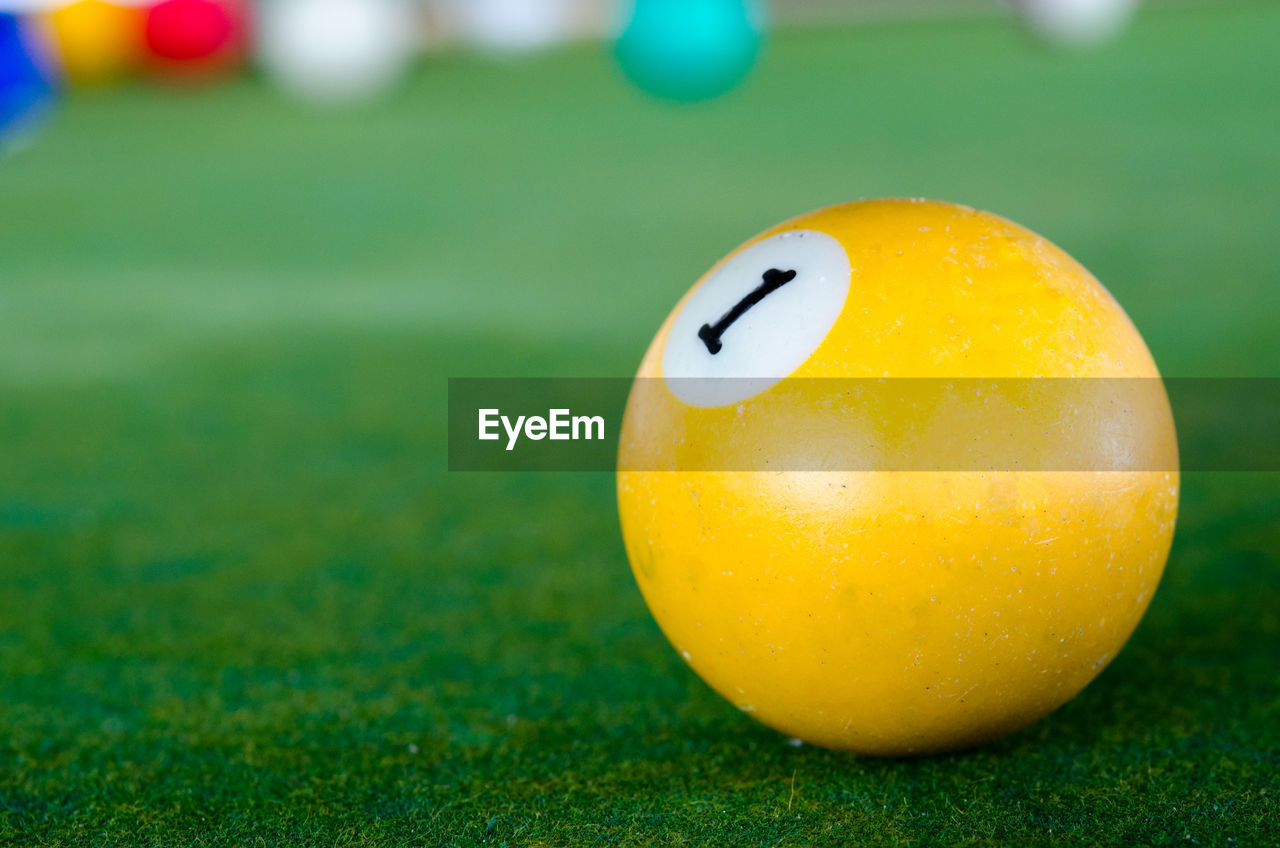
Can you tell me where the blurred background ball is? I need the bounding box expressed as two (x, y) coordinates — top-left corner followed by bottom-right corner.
(615, 0), (762, 103)
(0, 11), (56, 146)
(1015, 0), (1139, 47)
(452, 0), (578, 54)
(143, 0), (245, 79)
(257, 0), (417, 104)
(44, 0), (145, 86)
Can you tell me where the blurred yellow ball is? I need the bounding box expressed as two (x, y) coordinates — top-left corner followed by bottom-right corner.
(618, 199), (1178, 756)
(45, 0), (145, 86)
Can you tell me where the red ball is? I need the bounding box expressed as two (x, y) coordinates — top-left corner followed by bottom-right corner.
(143, 0), (245, 78)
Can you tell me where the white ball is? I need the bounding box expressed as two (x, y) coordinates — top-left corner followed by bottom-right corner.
(452, 0), (579, 53)
(258, 0), (418, 103)
(1015, 0), (1139, 47)
(0, 1), (58, 11)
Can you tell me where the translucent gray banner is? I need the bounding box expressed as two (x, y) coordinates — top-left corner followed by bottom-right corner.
(448, 378), (1279, 472)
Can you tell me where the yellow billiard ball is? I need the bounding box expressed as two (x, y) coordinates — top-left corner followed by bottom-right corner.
(617, 199), (1178, 756)
(44, 0), (145, 87)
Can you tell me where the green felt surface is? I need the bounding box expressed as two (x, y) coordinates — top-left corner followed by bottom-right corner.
(1, 5), (1278, 845)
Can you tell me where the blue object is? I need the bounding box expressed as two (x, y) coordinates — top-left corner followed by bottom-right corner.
(1, 13), (56, 145)
(616, 0), (762, 103)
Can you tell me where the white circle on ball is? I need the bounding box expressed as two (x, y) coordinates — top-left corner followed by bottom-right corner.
(661, 229), (851, 408)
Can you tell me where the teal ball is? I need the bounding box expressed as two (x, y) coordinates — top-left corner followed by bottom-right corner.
(615, 0), (762, 102)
